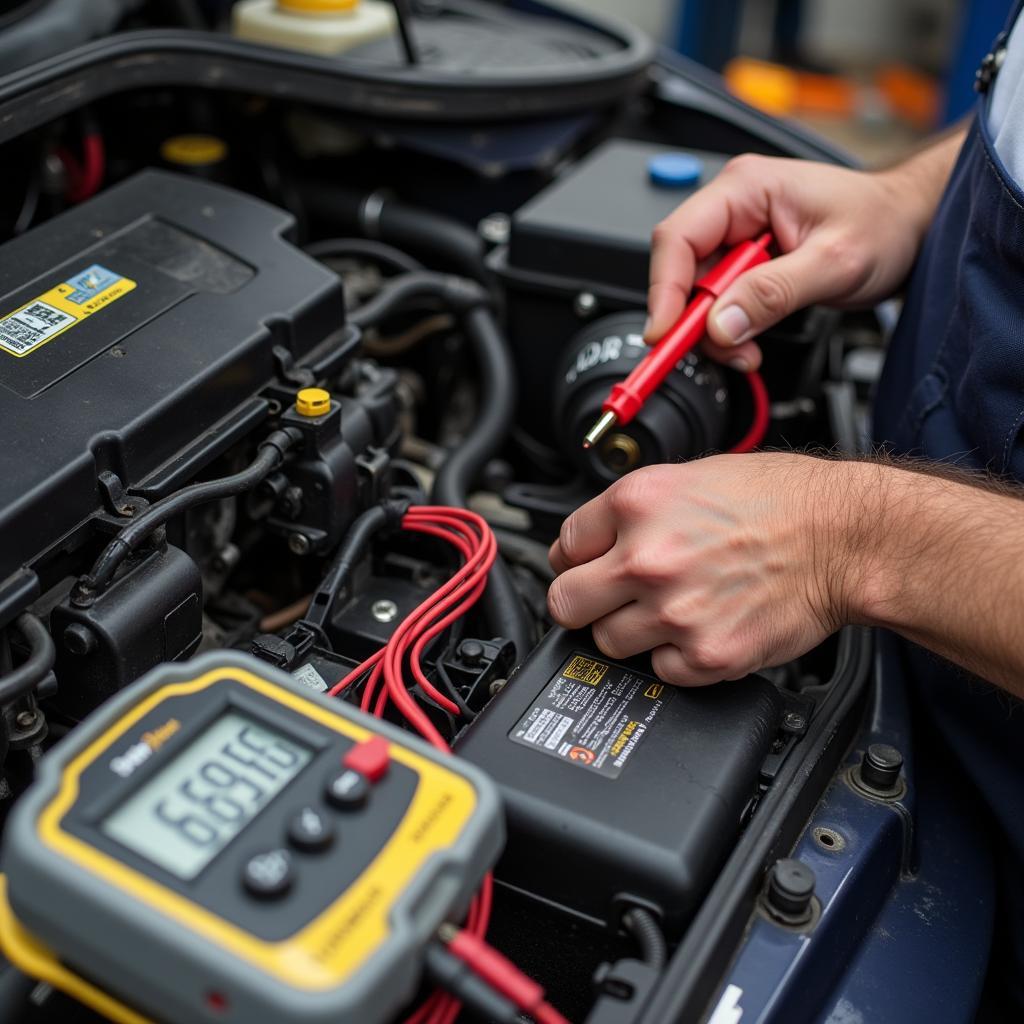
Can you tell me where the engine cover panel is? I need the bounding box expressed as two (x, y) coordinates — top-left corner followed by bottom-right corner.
(0, 170), (346, 582)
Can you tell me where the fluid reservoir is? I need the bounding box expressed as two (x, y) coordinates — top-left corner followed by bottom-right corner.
(556, 312), (730, 485)
(232, 0), (396, 57)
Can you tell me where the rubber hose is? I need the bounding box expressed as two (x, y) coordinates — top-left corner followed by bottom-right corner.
(349, 271), (486, 329)
(431, 306), (534, 666)
(622, 907), (667, 970)
(0, 614), (54, 706)
(82, 428), (299, 595)
(301, 183), (489, 286)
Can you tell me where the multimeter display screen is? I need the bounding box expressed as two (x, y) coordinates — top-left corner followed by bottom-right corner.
(102, 712), (312, 879)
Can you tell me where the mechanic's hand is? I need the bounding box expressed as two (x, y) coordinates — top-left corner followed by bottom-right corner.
(547, 454), (852, 685)
(647, 154), (933, 372)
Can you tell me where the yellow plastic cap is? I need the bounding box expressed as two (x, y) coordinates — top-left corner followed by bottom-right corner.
(159, 134), (228, 167)
(295, 388), (331, 417)
(278, 0), (360, 15)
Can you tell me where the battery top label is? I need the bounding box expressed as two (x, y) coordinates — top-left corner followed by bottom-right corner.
(508, 651), (672, 779)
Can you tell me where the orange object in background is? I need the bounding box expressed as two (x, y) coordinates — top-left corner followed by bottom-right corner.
(876, 64), (941, 129)
(724, 56), (939, 131)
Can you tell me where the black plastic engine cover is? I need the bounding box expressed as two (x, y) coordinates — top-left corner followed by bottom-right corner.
(454, 627), (783, 934)
(0, 170), (345, 582)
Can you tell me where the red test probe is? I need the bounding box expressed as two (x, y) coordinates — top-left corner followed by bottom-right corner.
(583, 232), (774, 449)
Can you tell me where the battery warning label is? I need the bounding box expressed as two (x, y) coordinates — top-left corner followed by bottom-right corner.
(0, 263), (136, 357)
(508, 651), (673, 779)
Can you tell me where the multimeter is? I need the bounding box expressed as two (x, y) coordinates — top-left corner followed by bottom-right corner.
(0, 652), (502, 1024)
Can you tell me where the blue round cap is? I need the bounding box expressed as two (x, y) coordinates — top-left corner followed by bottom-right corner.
(648, 152), (703, 189)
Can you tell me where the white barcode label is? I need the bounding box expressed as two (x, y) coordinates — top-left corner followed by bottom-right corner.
(0, 301), (77, 355)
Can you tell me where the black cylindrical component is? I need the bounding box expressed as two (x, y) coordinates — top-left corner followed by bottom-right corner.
(556, 311), (730, 485)
(0, 613), (55, 706)
(766, 859), (816, 921)
(860, 743), (904, 792)
(621, 906), (667, 970)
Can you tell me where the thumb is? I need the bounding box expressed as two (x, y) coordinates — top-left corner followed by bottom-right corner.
(706, 244), (828, 347)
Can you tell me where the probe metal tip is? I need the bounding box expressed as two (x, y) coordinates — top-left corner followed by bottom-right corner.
(583, 410), (618, 449)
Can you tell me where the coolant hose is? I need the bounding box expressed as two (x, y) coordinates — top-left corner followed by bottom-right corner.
(0, 613), (54, 706)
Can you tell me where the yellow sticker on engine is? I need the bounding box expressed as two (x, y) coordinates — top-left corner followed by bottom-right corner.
(0, 264), (136, 358)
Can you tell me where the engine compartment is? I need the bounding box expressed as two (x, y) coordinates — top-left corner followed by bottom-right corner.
(0, 9), (884, 1020)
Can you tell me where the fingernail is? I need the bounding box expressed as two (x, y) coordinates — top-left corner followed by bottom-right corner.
(729, 356), (750, 372)
(643, 316), (652, 336)
(714, 304), (751, 345)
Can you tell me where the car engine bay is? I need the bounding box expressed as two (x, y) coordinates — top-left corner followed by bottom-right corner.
(0, 3), (893, 1022)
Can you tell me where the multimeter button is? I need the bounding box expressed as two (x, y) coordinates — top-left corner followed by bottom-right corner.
(242, 849), (293, 899)
(342, 736), (390, 782)
(325, 767), (370, 809)
(288, 806), (335, 852)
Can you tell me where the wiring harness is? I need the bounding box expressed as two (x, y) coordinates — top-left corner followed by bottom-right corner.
(327, 505), (568, 1024)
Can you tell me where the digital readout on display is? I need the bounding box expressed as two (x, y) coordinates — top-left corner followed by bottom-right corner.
(102, 712), (312, 880)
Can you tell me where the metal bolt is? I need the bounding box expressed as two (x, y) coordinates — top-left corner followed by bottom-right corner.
(488, 678), (507, 697)
(371, 599), (399, 623)
(288, 533), (311, 556)
(573, 292), (598, 318)
(16, 710), (37, 730)
(783, 711), (806, 731)
(478, 212), (510, 246)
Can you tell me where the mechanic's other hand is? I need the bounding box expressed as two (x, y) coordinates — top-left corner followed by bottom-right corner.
(646, 155), (932, 371)
(547, 454), (854, 685)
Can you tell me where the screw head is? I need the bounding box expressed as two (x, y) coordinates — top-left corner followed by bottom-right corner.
(288, 533), (311, 556)
(573, 292), (598, 318)
(371, 599), (399, 623)
(15, 710), (37, 730)
(783, 710), (806, 732)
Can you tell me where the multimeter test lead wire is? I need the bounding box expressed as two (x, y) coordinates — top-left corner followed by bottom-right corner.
(327, 506), (570, 1024)
(582, 233), (775, 453)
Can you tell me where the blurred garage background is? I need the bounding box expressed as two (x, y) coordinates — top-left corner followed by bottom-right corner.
(579, 0), (1003, 164)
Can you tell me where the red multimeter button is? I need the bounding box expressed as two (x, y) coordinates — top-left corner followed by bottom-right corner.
(343, 736), (390, 782)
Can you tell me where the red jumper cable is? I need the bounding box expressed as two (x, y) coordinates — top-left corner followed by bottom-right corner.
(583, 233), (774, 452)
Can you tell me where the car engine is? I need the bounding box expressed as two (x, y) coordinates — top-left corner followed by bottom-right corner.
(0, 3), (892, 1022)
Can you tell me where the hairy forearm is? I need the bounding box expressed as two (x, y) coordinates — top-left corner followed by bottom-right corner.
(875, 124), (968, 246)
(824, 458), (1024, 697)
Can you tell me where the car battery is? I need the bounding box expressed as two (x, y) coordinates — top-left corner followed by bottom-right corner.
(454, 627), (784, 934)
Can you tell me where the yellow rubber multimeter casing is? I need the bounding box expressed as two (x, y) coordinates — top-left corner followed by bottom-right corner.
(0, 652), (503, 1024)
